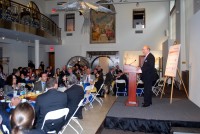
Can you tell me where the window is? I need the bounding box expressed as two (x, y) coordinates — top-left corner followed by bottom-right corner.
(133, 9), (145, 29)
(65, 13), (75, 32)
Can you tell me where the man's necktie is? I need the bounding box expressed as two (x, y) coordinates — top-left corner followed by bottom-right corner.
(42, 82), (45, 90)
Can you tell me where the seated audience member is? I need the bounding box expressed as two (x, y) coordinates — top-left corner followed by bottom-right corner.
(58, 74), (68, 88)
(104, 67), (115, 94)
(34, 78), (68, 133)
(0, 65), (6, 88)
(0, 96), (22, 132)
(82, 68), (95, 84)
(19, 73), (26, 83)
(4, 75), (18, 95)
(54, 68), (60, 81)
(64, 78), (84, 120)
(10, 102), (44, 134)
(12, 69), (21, 84)
(34, 69), (41, 82)
(67, 67), (78, 85)
(91, 68), (98, 75)
(45, 67), (53, 78)
(97, 65), (103, 73)
(60, 66), (69, 76)
(115, 65), (121, 75)
(33, 72), (47, 92)
(94, 71), (104, 96)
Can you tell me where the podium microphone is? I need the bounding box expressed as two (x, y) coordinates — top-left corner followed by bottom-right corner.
(129, 60), (136, 65)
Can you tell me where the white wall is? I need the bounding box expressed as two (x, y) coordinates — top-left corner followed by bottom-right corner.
(45, 1), (169, 69)
(28, 45), (49, 69)
(185, 0), (194, 70)
(0, 42), (28, 74)
(189, 11), (200, 107)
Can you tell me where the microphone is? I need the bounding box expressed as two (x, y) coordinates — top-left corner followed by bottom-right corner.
(129, 60), (136, 65)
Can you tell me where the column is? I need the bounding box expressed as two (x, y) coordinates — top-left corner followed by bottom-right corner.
(35, 40), (39, 69)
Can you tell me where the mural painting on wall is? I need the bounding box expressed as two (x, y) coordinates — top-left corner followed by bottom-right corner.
(90, 4), (115, 44)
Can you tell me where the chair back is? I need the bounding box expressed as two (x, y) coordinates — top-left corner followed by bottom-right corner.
(70, 99), (84, 119)
(116, 79), (126, 84)
(116, 79), (126, 88)
(96, 83), (104, 95)
(84, 85), (94, 91)
(41, 108), (69, 131)
(115, 79), (127, 96)
(61, 99), (84, 134)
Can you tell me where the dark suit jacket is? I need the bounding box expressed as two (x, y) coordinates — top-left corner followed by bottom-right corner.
(94, 74), (104, 92)
(35, 89), (68, 132)
(33, 81), (46, 92)
(141, 53), (155, 82)
(64, 85), (84, 119)
(0, 103), (11, 132)
(105, 71), (114, 85)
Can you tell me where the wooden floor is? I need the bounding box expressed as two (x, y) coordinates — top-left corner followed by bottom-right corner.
(62, 94), (116, 134)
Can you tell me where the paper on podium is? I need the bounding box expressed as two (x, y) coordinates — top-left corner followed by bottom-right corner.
(123, 64), (142, 73)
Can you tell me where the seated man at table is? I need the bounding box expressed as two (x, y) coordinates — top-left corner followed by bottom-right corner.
(34, 77), (68, 133)
(67, 67), (78, 84)
(83, 68), (95, 84)
(33, 72), (47, 92)
(0, 96), (21, 132)
(64, 78), (84, 120)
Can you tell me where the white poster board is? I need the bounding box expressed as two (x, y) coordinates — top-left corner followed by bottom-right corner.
(165, 44), (181, 77)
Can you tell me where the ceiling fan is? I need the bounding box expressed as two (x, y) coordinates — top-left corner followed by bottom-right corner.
(53, 0), (115, 33)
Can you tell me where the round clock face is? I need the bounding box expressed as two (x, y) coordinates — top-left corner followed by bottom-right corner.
(66, 56), (89, 68)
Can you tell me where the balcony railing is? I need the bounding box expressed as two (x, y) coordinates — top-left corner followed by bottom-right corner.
(0, 0), (61, 44)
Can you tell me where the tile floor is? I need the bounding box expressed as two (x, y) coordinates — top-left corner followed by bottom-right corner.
(62, 94), (117, 134)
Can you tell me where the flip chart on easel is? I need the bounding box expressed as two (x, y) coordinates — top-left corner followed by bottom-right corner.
(165, 44), (181, 77)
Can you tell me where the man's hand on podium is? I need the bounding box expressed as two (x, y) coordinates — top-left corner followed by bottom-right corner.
(136, 67), (142, 73)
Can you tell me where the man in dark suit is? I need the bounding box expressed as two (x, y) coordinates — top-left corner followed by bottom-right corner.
(64, 79), (84, 120)
(33, 72), (47, 92)
(35, 77), (68, 133)
(140, 45), (155, 107)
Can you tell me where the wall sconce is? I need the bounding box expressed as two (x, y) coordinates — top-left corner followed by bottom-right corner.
(136, 2), (139, 7)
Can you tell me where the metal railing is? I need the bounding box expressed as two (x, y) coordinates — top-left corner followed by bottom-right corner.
(0, 0), (61, 41)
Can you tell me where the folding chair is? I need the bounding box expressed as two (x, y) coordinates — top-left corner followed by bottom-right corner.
(115, 80), (127, 96)
(83, 85), (95, 109)
(152, 78), (164, 96)
(136, 80), (144, 96)
(60, 99), (84, 134)
(2, 124), (10, 134)
(41, 108), (69, 133)
(90, 83), (104, 106)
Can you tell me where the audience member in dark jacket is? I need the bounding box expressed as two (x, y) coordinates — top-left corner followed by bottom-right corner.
(64, 81), (84, 120)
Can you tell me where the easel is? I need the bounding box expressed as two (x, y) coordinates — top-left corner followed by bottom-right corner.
(160, 42), (189, 103)
(160, 68), (189, 103)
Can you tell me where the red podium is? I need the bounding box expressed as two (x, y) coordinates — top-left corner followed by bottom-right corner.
(123, 65), (139, 106)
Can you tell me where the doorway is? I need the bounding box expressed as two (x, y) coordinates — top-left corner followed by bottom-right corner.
(49, 52), (55, 69)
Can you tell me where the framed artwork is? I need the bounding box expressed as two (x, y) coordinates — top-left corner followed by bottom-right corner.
(90, 5), (116, 44)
